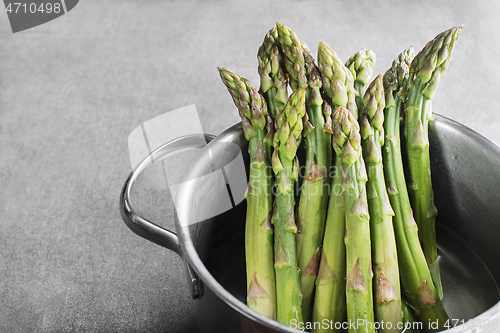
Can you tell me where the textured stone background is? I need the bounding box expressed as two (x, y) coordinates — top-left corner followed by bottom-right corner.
(1, 1), (499, 332)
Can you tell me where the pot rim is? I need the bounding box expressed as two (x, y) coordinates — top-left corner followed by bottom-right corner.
(174, 113), (500, 333)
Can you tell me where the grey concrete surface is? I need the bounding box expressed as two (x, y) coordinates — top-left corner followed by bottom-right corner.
(1, 0), (499, 332)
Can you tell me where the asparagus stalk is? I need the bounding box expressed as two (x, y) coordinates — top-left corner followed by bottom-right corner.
(404, 26), (463, 300)
(258, 26), (289, 120)
(272, 85), (308, 326)
(311, 103), (346, 333)
(332, 106), (375, 333)
(276, 22), (330, 322)
(345, 49), (376, 119)
(360, 74), (402, 333)
(382, 48), (449, 333)
(311, 40), (358, 332)
(218, 68), (276, 319)
(402, 300), (422, 333)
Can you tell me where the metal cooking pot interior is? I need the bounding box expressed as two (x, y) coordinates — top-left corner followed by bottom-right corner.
(174, 114), (500, 332)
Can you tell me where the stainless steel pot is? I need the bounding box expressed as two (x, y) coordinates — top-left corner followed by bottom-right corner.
(120, 114), (500, 333)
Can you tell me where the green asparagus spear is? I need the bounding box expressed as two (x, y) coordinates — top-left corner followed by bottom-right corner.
(272, 85), (308, 326)
(360, 74), (402, 333)
(258, 26), (289, 120)
(311, 40), (358, 332)
(382, 47), (449, 333)
(404, 26), (463, 300)
(218, 67), (276, 319)
(402, 300), (422, 333)
(276, 22), (330, 322)
(333, 106), (374, 333)
(345, 49), (376, 119)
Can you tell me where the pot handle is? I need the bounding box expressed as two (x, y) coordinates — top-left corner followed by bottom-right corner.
(119, 133), (214, 299)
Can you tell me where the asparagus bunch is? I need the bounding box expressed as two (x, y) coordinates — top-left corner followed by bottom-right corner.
(276, 22), (330, 322)
(345, 49), (376, 119)
(333, 106), (375, 333)
(258, 26), (289, 119)
(360, 74), (402, 333)
(271, 85), (308, 326)
(382, 47), (449, 333)
(404, 26), (463, 300)
(218, 68), (276, 319)
(311, 40), (358, 332)
(219, 24), (464, 332)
